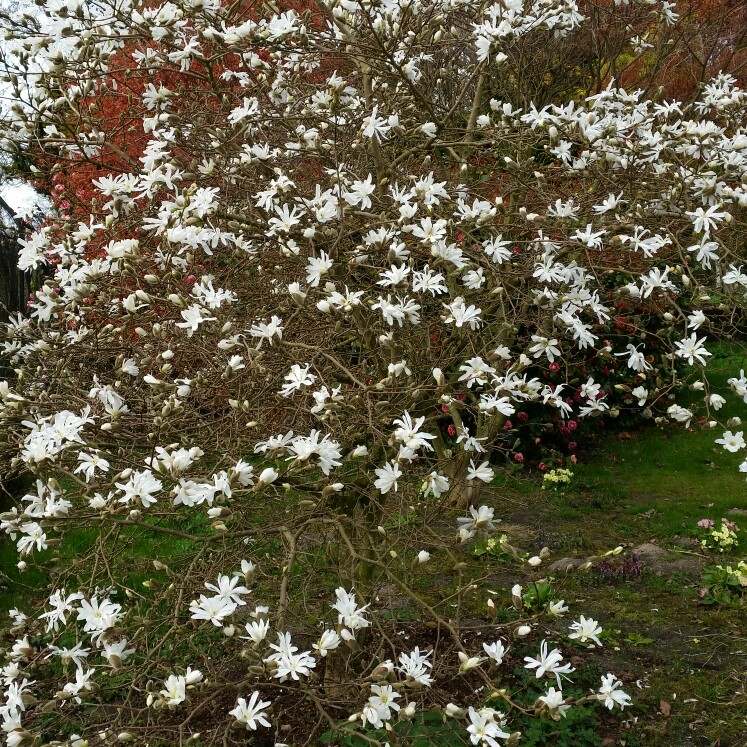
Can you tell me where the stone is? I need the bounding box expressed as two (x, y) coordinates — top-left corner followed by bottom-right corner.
(548, 557), (587, 572)
(631, 542), (704, 577)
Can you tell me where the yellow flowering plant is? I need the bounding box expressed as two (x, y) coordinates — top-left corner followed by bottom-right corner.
(699, 560), (747, 607)
(697, 519), (740, 553)
(541, 468), (574, 492)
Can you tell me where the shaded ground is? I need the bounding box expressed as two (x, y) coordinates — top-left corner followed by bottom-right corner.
(450, 451), (747, 747)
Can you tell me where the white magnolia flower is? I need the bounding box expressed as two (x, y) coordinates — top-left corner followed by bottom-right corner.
(160, 675), (187, 706)
(538, 686), (571, 718)
(547, 600), (569, 616)
(466, 706), (510, 746)
(483, 639), (507, 665)
(458, 505), (499, 534)
(631, 386), (648, 406)
(243, 619), (270, 644)
(332, 588), (370, 632)
(175, 304), (216, 336)
(313, 629), (341, 657)
(674, 334), (712, 366)
(568, 616), (603, 646)
(367, 684), (400, 723)
(374, 461), (402, 494)
(305, 251), (333, 286)
(596, 674), (632, 710)
(397, 647), (433, 687)
(229, 691), (272, 730)
(423, 471), (449, 498)
(279, 363), (316, 397)
(466, 460), (495, 483)
(528, 336), (561, 364)
(715, 430), (746, 453)
(524, 641), (575, 689)
(189, 595), (237, 626)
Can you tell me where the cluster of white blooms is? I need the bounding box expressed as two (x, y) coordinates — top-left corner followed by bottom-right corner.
(0, 502), (637, 744)
(0, 0), (743, 741)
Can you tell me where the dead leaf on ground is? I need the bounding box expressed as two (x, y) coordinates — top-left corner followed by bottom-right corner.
(660, 699), (671, 717)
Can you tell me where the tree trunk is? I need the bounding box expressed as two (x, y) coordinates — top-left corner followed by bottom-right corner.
(444, 449), (485, 508)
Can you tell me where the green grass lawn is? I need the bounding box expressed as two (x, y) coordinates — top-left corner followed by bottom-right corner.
(573, 342), (747, 543)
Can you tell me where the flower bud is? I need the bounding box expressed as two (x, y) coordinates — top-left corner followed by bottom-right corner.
(185, 669), (203, 685)
(444, 703), (466, 718)
(458, 652), (484, 673)
(256, 467), (278, 488)
(511, 584), (523, 609)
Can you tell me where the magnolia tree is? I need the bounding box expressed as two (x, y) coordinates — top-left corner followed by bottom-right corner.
(1, 0), (747, 744)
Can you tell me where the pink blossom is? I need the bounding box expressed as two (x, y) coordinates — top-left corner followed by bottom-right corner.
(697, 519), (715, 529)
(514, 453), (524, 463)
